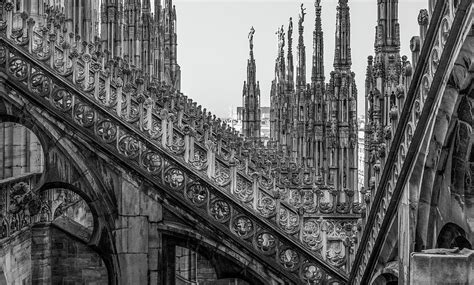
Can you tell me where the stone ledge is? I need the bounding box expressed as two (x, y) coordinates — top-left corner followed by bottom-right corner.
(410, 248), (474, 284)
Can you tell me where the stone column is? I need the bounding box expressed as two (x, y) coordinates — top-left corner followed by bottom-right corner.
(115, 173), (163, 285)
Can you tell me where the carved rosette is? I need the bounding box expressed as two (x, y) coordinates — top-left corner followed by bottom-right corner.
(279, 248), (300, 271)
(0, 27), (359, 282)
(254, 231), (277, 254)
(141, 151), (162, 174)
(74, 102), (95, 127)
(209, 199), (231, 222)
(300, 263), (324, 283)
(185, 183), (208, 207)
(231, 215), (254, 239)
(7, 57), (28, 81)
(29, 72), (51, 97)
(118, 135), (140, 159)
(95, 120), (117, 143)
(163, 167), (185, 190)
(51, 89), (73, 111)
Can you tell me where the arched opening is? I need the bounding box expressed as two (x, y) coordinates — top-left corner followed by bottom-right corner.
(436, 223), (472, 250)
(44, 188), (94, 234)
(0, 122), (44, 180)
(0, 121), (45, 240)
(174, 245), (250, 285)
(163, 234), (264, 285)
(372, 273), (398, 285)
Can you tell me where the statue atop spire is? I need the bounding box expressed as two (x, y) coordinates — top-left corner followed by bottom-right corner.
(277, 25), (286, 57)
(296, 3), (307, 89)
(287, 17), (295, 90)
(249, 26), (255, 51)
(243, 26), (261, 140)
(299, 3), (307, 31)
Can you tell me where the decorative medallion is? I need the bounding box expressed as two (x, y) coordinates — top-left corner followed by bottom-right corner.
(74, 102), (95, 127)
(118, 135), (140, 158)
(255, 231), (276, 254)
(95, 120), (117, 143)
(279, 248), (300, 271)
(301, 263), (324, 283)
(185, 183), (208, 206)
(163, 168), (185, 190)
(51, 89), (73, 111)
(30, 72), (51, 97)
(7, 57), (28, 80)
(209, 199), (231, 222)
(231, 215), (254, 238)
(141, 151), (162, 174)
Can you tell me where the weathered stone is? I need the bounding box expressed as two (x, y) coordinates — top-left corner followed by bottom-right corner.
(410, 249), (474, 284)
(120, 179), (140, 216)
(118, 253), (148, 285)
(139, 188), (163, 222)
(126, 216), (149, 253)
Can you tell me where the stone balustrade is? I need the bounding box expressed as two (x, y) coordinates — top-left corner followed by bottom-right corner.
(0, 5), (363, 283)
(350, 0), (472, 283)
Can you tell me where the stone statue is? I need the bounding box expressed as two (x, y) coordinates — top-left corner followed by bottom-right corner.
(276, 25), (285, 53)
(248, 26), (255, 50)
(299, 3), (307, 26)
(288, 17), (293, 37)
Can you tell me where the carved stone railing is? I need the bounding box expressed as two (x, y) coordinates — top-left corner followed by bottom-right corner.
(0, 12), (362, 285)
(350, 0), (473, 283)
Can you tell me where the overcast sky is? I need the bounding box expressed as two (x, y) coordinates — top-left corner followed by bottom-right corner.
(172, 0), (427, 118)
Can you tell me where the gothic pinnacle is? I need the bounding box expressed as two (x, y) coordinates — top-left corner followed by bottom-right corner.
(287, 18), (295, 90)
(296, 3), (307, 89)
(312, 0), (325, 83)
(288, 18), (293, 56)
(333, 0), (352, 70)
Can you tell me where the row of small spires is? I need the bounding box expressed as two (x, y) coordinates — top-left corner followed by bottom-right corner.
(6, 2), (363, 187)
(10, 0), (179, 83)
(246, 0), (351, 94)
(6, 4), (330, 177)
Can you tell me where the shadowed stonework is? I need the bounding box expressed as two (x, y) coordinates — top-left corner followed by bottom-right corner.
(0, 0), (472, 284)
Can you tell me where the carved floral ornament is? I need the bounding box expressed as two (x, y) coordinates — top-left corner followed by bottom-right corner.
(353, 1), (460, 282)
(0, 181), (81, 239)
(0, 15), (362, 282)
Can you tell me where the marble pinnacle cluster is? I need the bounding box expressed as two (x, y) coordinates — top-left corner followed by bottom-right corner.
(241, 0), (358, 192)
(28, 0), (181, 90)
